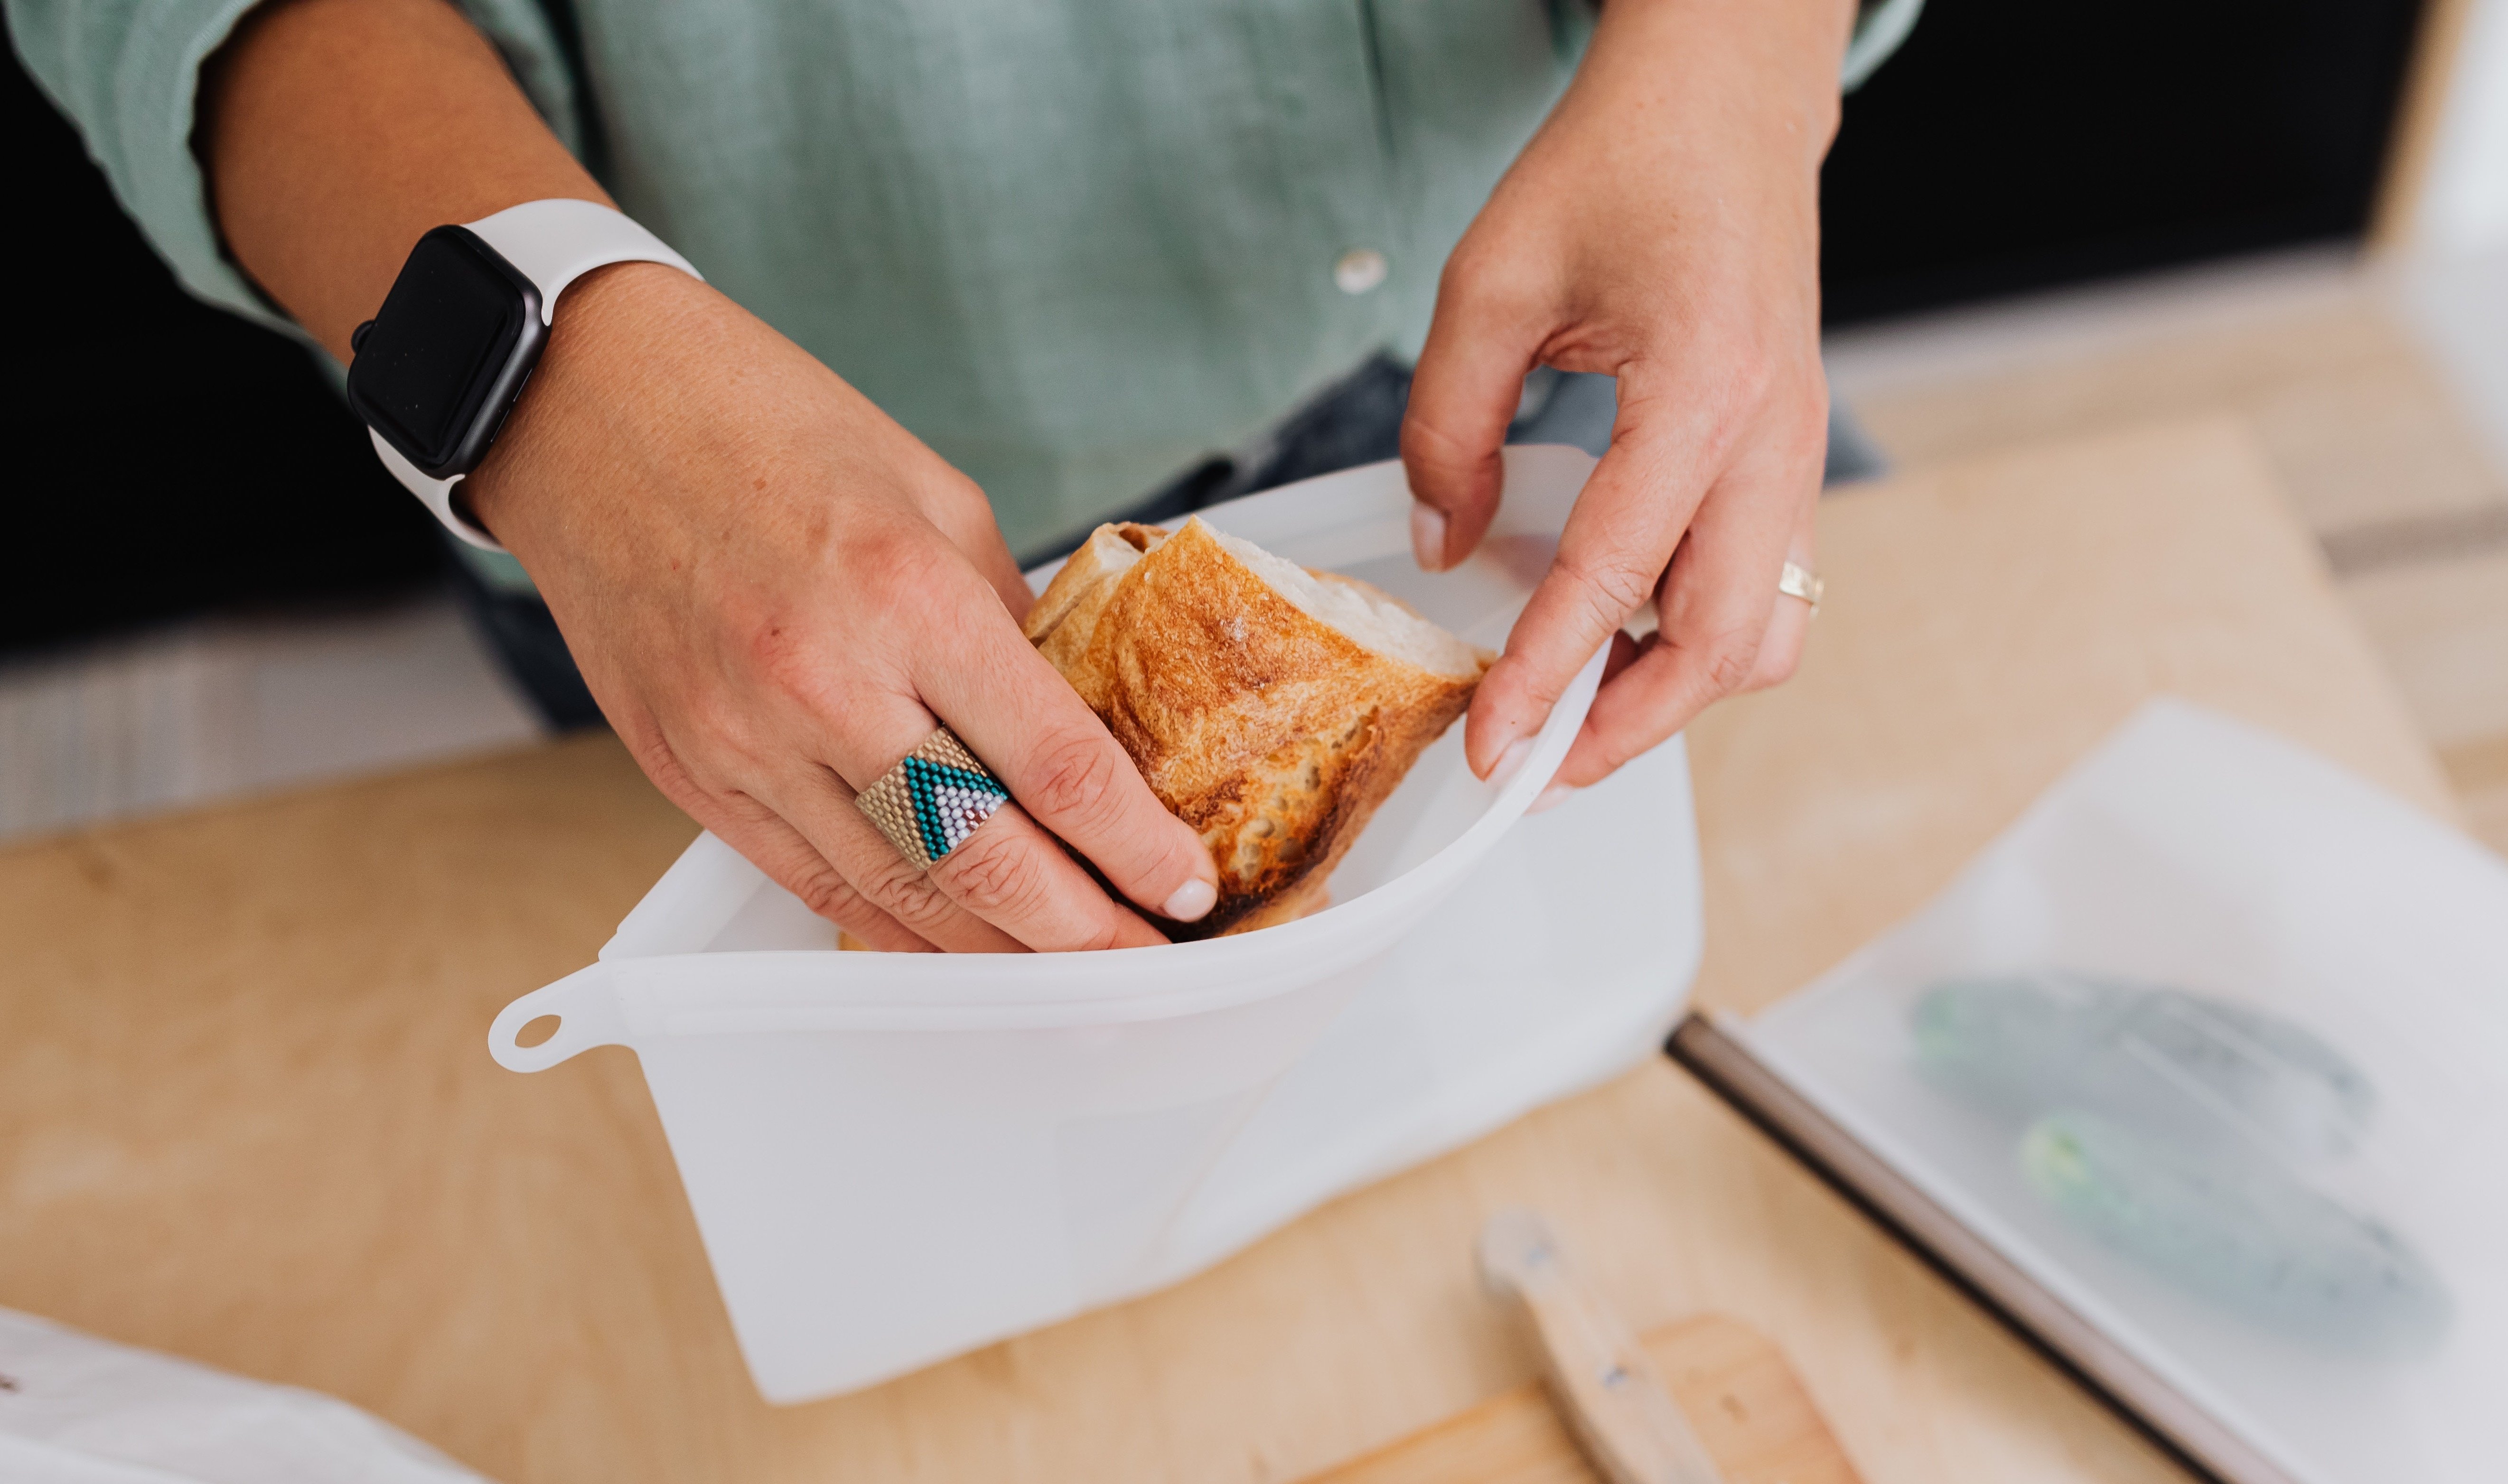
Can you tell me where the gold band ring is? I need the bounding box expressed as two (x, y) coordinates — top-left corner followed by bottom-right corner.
(1778, 560), (1824, 615)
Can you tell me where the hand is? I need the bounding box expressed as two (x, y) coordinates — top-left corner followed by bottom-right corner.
(200, 0), (1216, 952)
(464, 263), (1221, 951)
(1400, 0), (1852, 797)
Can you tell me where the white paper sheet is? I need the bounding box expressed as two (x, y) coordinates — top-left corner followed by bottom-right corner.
(0, 1308), (489, 1484)
(1740, 700), (2508, 1484)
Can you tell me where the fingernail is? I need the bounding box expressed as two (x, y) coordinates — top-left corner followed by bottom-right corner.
(1488, 738), (1535, 789)
(1527, 783), (1575, 815)
(1162, 877), (1217, 923)
(1411, 503), (1449, 571)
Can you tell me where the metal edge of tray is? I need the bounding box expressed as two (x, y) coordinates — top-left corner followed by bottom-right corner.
(1662, 1011), (2302, 1484)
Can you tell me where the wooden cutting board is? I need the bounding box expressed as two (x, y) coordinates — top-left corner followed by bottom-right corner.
(1304, 1313), (1861, 1484)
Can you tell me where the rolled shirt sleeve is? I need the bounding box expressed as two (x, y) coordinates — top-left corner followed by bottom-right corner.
(1844, 0), (1925, 90)
(8, 0), (290, 331)
(4, 0), (584, 338)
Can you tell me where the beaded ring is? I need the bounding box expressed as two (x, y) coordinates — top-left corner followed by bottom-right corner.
(854, 727), (1013, 870)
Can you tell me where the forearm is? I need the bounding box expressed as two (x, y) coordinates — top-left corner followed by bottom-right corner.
(199, 0), (606, 361)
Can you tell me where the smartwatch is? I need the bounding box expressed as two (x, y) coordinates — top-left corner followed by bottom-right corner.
(345, 198), (701, 551)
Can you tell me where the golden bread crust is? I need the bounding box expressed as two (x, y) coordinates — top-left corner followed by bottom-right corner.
(1040, 519), (1481, 938)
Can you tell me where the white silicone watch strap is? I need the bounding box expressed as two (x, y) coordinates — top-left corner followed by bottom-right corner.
(467, 198), (701, 326)
(371, 199), (702, 551)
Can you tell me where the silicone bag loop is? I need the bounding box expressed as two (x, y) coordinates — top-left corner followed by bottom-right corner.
(488, 964), (626, 1072)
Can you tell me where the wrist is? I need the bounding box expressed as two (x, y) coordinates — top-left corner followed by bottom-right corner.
(1581, 0), (1848, 164)
(459, 259), (716, 544)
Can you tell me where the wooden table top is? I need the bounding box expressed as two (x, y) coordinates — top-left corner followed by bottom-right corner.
(0, 418), (2458, 1484)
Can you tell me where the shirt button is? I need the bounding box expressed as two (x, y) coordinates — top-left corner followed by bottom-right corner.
(1333, 248), (1388, 296)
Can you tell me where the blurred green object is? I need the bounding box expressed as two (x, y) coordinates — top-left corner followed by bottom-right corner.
(2019, 1111), (2450, 1354)
(1912, 972), (2373, 1163)
(1912, 973), (2450, 1352)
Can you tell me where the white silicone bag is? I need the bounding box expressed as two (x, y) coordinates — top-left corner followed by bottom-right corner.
(488, 448), (1704, 1402)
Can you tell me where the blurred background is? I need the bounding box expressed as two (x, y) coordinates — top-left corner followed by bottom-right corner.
(6, 0), (2503, 850)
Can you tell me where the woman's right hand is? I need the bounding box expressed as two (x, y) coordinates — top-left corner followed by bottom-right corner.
(462, 262), (1220, 952)
(200, 0), (1212, 951)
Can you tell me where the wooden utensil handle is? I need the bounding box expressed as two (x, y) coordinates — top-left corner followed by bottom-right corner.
(1479, 1211), (1726, 1484)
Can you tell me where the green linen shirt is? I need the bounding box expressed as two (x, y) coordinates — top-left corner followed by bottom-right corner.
(10, 0), (1918, 561)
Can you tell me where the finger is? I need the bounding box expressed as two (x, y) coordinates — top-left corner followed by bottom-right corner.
(914, 597), (1221, 927)
(1748, 583), (1811, 692)
(1553, 467), (1795, 790)
(669, 719), (1025, 952)
(926, 803), (1173, 952)
(1465, 388), (1722, 776)
(1745, 506), (1825, 691)
(764, 759), (1030, 952)
(776, 547), (1205, 950)
(782, 745), (1166, 952)
(697, 792), (940, 953)
(610, 709), (942, 952)
(1600, 626), (1645, 687)
(783, 653), (1194, 949)
(1401, 264), (1544, 572)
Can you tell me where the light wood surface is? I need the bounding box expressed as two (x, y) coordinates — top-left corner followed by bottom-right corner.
(0, 419), (2454, 1483)
(1829, 254), (2508, 859)
(1305, 1313), (1856, 1484)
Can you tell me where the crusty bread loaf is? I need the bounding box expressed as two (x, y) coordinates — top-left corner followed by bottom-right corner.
(1025, 517), (1487, 938)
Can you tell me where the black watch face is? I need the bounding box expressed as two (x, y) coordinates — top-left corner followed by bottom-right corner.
(346, 226), (546, 479)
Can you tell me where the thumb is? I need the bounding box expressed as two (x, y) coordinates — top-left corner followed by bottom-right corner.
(1401, 287), (1542, 572)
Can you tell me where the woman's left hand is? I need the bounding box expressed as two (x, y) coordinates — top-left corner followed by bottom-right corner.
(1402, 0), (1854, 798)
